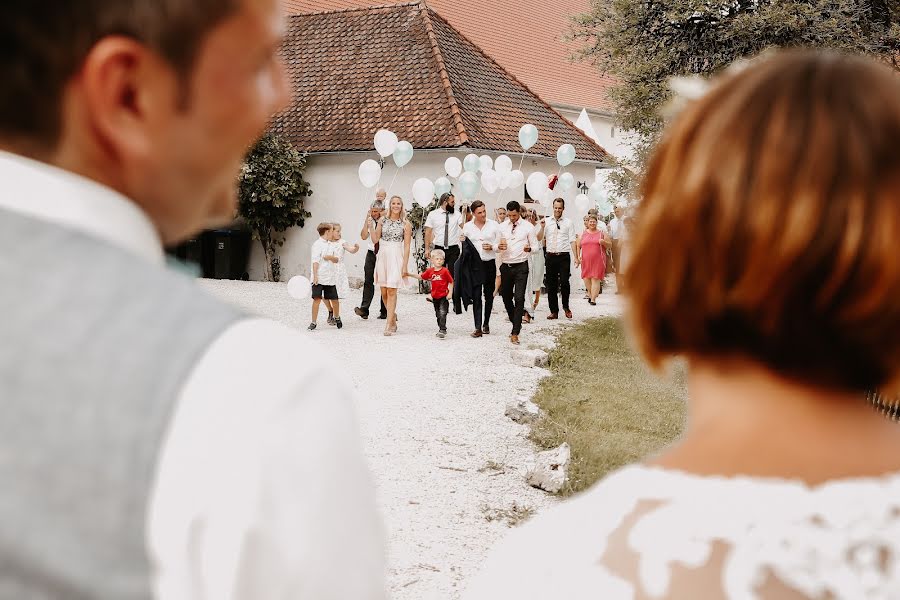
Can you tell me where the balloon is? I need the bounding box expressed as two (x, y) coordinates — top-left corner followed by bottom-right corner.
(495, 155), (513, 174)
(557, 144), (577, 167)
(459, 171), (479, 199)
(558, 172), (576, 191)
(463, 153), (480, 173)
(392, 140), (414, 167)
(598, 200), (614, 217)
(481, 169), (499, 194)
(509, 170), (525, 188)
(575, 193), (590, 214)
(518, 124), (539, 151)
(445, 157), (462, 178)
(498, 171), (512, 190)
(358, 159), (381, 188)
(588, 181), (607, 204)
(374, 129), (398, 158)
(479, 155), (493, 173)
(526, 171), (549, 203)
(434, 176), (452, 197)
(287, 276), (311, 300)
(539, 189), (554, 208)
(412, 178), (435, 205)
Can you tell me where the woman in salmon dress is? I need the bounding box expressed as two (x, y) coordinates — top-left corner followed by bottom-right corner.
(577, 215), (611, 305)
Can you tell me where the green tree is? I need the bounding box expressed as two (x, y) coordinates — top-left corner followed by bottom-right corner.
(573, 0), (900, 198)
(238, 134), (312, 281)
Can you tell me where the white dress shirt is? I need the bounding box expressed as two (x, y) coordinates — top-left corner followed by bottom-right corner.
(310, 236), (337, 285)
(545, 216), (576, 254)
(425, 207), (464, 248)
(462, 219), (502, 261)
(0, 151), (386, 600)
(608, 216), (624, 240)
(498, 218), (538, 265)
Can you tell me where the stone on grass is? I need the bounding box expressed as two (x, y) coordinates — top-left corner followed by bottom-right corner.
(512, 348), (549, 368)
(505, 398), (543, 424)
(526, 443), (571, 494)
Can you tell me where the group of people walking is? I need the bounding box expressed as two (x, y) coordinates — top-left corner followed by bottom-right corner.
(316, 189), (624, 345)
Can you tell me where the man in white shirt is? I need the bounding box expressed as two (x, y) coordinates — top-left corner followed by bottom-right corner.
(0, 2), (384, 599)
(609, 204), (626, 294)
(544, 198), (579, 320)
(498, 201), (541, 345)
(425, 192), (468, 312)
(461, 200), (502, 337)
(355, 194), (387, 319)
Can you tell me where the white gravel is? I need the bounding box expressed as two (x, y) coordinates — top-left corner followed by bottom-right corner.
(199, 278), (623, 599)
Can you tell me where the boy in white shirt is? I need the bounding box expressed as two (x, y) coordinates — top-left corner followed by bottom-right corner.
(309, 223), (341, 330)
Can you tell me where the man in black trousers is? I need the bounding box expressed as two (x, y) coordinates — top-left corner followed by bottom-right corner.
(543, 198), (579, 319)
(498, 201), (541, 345)
(355, 194), (387, 319)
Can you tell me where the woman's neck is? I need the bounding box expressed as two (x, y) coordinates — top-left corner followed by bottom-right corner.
(652, 358), (900, 483)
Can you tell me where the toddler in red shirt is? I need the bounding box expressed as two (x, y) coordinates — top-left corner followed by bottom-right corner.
(405, 249), (454, 338)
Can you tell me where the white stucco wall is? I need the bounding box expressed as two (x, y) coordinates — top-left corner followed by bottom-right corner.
(556, 107), (636, 163)
(250, 150), (608, 289)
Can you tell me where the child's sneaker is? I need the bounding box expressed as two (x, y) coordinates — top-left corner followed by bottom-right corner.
(436, 330), (447, 339)
(307, 323), (317, 331)
(327, 312), (335, 326)
(335, 317), (343, 329)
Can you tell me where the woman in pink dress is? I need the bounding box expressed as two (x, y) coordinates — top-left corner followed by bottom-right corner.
(577, 215), (611, 305)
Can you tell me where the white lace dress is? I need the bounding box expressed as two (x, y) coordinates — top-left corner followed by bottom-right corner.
(464, 465), (900, 600)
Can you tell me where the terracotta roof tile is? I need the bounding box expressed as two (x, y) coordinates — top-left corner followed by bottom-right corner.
(273, 3), (611, 163)
(282, 0), (615, 112)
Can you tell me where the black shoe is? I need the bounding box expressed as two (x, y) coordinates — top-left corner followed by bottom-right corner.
(378, 313), (388, 320)
(354, 307), (369, 320)
(335, 317), (343, 329)
(307, 323), (317, 331)
(327, 313), (335, 326)
(483, 326), (490, 335)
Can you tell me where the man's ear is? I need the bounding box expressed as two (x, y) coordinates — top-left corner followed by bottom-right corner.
(77, 36), (179, 164)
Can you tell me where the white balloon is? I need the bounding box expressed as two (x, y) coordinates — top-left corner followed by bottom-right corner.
(495, 155), (513, 174)
(498, 171), (512, 190)
(588, 181), (607, 204)
(575, 193), (590, 214)
(458, 171), (480, 199)
(558, 172), (576, 191)
(463, 153), (481, 173)
(481, 169), (499, 194)
(374, 129), (398, 158)
(412, 178), (435, 205)
(509, 170), (525, 188)
(287, 276), (312, 300)
(445, 157), (463, 178)
(598, 200), (614, 217)
(539, 189), (554, 208)
(358, 159), (381, 188)
(479, 155), (493, 173)
(526, 171), (549, 204)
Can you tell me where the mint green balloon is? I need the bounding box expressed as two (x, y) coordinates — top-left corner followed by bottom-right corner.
(519, 124), (539, 151)
(463, 153), (480, 173)
(434, 177), (452, 197)
(459, 171), (480, 199)
(556, 144), (576, 167)
(392, 141), (414, 167)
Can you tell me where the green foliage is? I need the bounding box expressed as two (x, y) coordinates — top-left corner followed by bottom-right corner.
(407, 198), (439, 292)
(572, 0), (900, 198)
(238, 134), (312, 281)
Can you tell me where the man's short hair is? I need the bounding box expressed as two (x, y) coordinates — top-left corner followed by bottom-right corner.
(316, 222), (333, 236)
(553, 198), (565, 208)
(630, 50), (900, 392)
(439, 193), (454, 205)
(430, 249), (446, 261)
(470, 200), (485, 212)
(506, 200), (521, 213)
(1, 1), (237, 147)
(370, 200), (385, 210)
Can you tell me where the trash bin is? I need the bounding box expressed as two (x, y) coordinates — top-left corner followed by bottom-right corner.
(205, 229), (251, 280)
(166, 237), (205, 277)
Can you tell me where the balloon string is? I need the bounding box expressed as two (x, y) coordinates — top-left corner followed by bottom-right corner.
(387, 167), (401, 196)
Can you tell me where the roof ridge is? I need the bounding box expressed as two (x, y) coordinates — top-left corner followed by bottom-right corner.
(418, 1), (469, 146)
(290, 1), (419, 18)
(425, 7), (611, 163)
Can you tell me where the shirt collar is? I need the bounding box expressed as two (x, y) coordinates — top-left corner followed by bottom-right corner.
(0, 150), (164, 265)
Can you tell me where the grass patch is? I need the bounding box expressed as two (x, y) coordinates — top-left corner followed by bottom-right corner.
(530, 317), (688, 496)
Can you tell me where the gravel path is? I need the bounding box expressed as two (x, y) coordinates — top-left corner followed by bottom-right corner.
(200, 279), (623, 599)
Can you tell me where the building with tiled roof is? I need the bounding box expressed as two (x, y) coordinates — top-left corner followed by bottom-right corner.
(255, 2), (614, 281)
(281, 0), (633, 160)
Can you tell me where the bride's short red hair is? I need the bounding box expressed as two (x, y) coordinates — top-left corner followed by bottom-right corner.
(628, 50), (900, 392)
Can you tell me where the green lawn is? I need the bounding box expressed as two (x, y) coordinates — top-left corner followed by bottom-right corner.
(530, 317), (688, 496)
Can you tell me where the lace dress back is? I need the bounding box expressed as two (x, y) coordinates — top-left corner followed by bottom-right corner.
(464, 465), (900, 600)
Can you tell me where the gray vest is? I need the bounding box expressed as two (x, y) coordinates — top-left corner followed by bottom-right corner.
(0, 209), (243, 599)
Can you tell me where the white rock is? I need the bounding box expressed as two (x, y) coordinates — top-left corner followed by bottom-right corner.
(526, 443), (571, 493)
(505, 398), (543, 424)
(511, 348), (549, 368)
